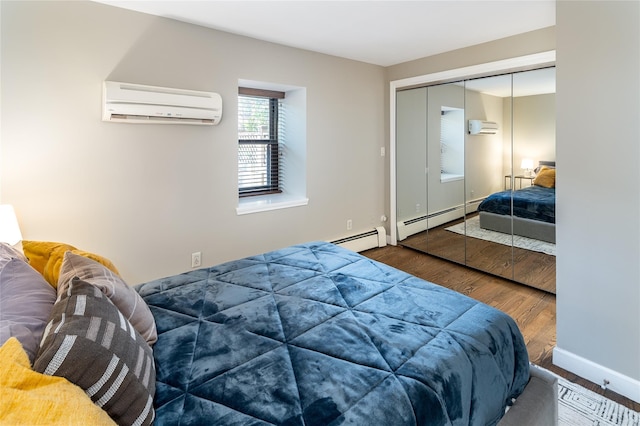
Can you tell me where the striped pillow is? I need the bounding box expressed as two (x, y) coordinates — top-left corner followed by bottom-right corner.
(34, 277), (155, 426)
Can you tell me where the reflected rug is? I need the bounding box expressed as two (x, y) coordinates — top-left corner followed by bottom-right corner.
(445, 215), (556, 256)
(558, 377), (639, 425)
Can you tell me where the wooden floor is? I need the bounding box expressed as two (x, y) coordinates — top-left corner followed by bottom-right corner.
(401, 214), (556, 293)
(362, 244), (640, 412)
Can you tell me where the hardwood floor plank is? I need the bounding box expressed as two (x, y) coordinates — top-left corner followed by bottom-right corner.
(361, 244), (639, 412)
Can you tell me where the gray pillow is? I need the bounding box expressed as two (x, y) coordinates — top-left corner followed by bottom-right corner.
(58, 251), (157, 345)
(0, 255), (56, 363)
(0, 242), (27, 266)
(34, 277), (156, 426)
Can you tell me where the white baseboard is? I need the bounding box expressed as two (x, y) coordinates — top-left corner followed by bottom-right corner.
(553, 346), (640, 403)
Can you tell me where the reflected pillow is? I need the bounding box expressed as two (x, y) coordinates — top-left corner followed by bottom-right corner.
(534, 161), (556, 174)
(533, 167), (556, 188)
(57, 251), (157, 345)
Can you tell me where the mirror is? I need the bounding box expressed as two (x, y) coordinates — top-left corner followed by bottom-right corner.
(396, 67), (556, 293)
(396, 86), (428, 253)
(511, 68), (556, 291)
(396, 82), (466, 264)
(464, 74), (514, 281)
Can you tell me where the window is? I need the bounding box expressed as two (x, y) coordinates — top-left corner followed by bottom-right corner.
(439, 107), (464, 183)
(236, 80), (308, 215)
(238, 88), (285, 197)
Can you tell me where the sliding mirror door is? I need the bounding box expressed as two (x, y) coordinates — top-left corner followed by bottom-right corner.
(511, 68), (556, 291)
(463, 74), (514, 280)
(396, 82), (465, 265)
(396, 87), (428, 253)
(424, 83), (466, 263)
(395, 67), (556, 294)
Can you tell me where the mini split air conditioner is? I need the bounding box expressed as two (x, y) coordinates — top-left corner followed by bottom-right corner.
(468, 120), (498, 135)
(103, 81), (222, 125)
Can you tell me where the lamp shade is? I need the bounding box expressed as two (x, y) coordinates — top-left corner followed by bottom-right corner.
(0, 205), (23, 245)
(521, 158), (534, 170)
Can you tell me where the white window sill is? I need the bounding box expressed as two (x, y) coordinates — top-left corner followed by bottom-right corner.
(440, 173), (464, 183)
(236, 194), (309, 215)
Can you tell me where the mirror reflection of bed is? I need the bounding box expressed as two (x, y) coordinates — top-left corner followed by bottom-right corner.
(478, 162), (555, 244)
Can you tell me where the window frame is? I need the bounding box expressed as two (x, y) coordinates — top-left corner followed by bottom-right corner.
(238, 88), (285, 198)
(236, 80), (308, 216)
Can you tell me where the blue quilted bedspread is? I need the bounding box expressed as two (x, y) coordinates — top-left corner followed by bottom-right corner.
(478, 185), (556, 223)
(136, 242), (530, 426)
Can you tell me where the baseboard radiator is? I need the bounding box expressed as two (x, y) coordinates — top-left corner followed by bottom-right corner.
(331, 226), (387, 252)
(397, 198), (484, 241)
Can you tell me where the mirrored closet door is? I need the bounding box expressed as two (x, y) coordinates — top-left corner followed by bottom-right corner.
(396, 67), (556, 293)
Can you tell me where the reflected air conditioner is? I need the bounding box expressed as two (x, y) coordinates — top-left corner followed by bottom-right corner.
(468, 120), (498, 135)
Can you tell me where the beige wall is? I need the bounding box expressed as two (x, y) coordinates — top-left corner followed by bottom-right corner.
(509, 93), (556, 176)
(386, 26), (556, 83)
(555, 0), (639, 397)
(0, 1), (386, 284)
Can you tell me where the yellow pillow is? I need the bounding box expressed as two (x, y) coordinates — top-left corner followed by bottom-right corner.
(0, 337), (117, 425)
(533, 167), (556, 188)
(22, 241), (120, 288)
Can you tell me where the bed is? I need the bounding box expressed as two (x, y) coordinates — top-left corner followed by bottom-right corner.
(1, 240), (557, 425)
(478, 162), (556, 243)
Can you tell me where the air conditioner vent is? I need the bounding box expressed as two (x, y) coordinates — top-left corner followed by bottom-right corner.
(103, 81), (222, 125)
(468, 120), (498, 135)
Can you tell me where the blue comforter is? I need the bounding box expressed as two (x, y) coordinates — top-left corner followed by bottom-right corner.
(478, 185), (556, 223)
(136, 242), (530, 425)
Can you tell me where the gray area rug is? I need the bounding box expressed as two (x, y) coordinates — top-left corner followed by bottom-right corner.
(446, 215), (556, 256)
(559, 377), (639, 425)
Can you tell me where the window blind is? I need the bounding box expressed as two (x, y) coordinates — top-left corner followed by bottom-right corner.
(238, 89), (285, 197)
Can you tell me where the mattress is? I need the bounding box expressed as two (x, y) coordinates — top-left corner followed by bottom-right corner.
(478, 185), (556, 224)
(136, 241), (530, 425)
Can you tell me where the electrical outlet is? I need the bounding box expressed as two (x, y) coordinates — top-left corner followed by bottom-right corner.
(346, 219), (353, 230)
(191, 252), (202, 268)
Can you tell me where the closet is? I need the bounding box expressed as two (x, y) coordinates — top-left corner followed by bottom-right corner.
(395, 67), (556, 293)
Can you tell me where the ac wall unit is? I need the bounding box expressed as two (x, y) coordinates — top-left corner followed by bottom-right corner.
(468, 120), (498, 135)
(103, 81), (222, 125)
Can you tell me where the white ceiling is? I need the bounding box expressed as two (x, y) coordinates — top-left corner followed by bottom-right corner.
(94, 1), (556, 67)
